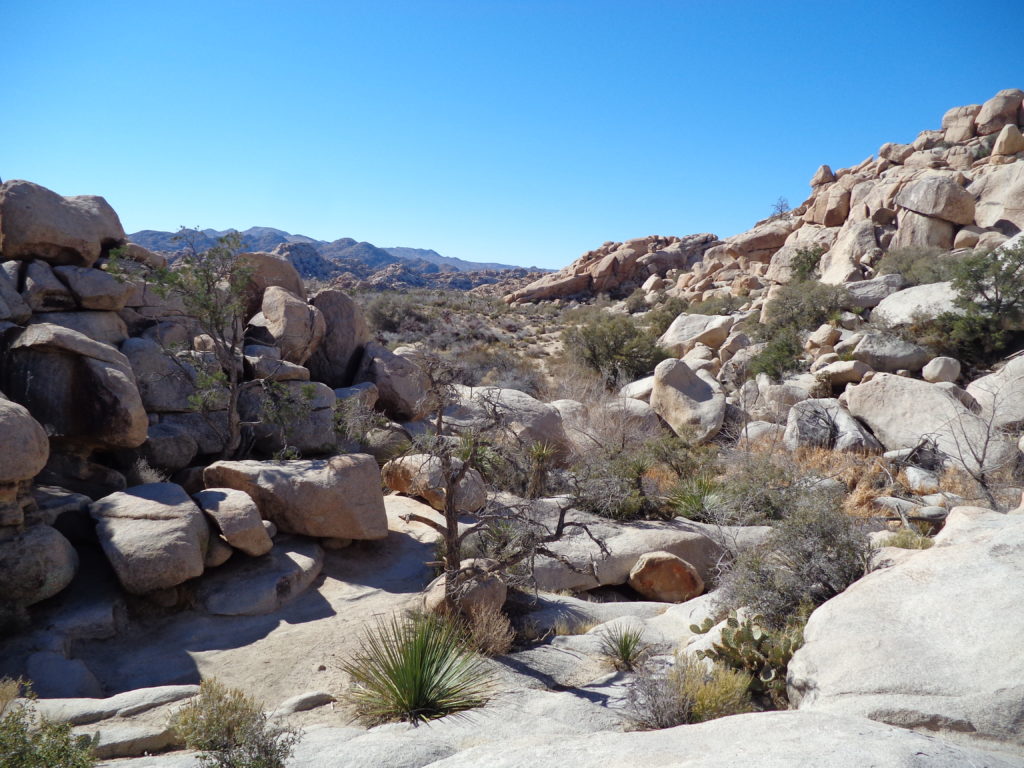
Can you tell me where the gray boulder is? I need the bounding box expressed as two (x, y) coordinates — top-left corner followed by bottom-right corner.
(871, 282), (961, 327)
(783, 398), (882, 453)
(306, 289), (369, 388)
(852, 332), (930, 372)
(90, 483), (209, 594)
(789, 507), (1024, 753)
(355, 342), (429, 421)
(649, 359), (725, 443)
(192, 488), (272, 556)
(0, 524), (78, 605)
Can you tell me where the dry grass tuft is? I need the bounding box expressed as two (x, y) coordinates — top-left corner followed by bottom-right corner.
(466, 603), (515, 656)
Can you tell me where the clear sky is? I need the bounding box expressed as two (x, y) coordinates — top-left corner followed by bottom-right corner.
(4, 1), (1023, 269)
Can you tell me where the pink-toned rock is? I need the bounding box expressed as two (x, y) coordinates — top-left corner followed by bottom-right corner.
(974, 88), (1024, 136)
(627, 551), (704, 603)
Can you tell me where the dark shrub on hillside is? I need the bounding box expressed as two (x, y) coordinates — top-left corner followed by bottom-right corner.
(562, 312), (667, 389)
(875, 246), (961, 286)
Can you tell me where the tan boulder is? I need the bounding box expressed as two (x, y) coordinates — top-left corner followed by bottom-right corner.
(237, 251), (306, 317)
(649, 359), (725, 443)
(970, 161), (1024, 230)
(1, 324), (147, 451)
(13, 260), (74, 312)
(249, 286), (325, 365)
(657, 313), (733, 355)
(382, 454), (487, 513)
(810, 165), (835, 187)
(52, 265), (131, 310)
(891, 210), (954, 251)
(819, 220), (878, 284)
(203, 455), (388, 540)
(0, 525), (78, 606)
(90, 483), (209, 595)
(306, 289), (369, 388)
(355, 342), (428, 421)
(0, 180), (125, 267)
(941, 104), (981, 143)
(29, 310), (128, 346)
(894, 176), (975, 225)
(974, 88), (1024, 136)
(627, 551), (704, 603)
(765, 225), (840, 284)
(422, 558), (507, 615)
(193, 488), (273, 557)
(0, 398), (49, 486)
(992, 123), (1024, 156)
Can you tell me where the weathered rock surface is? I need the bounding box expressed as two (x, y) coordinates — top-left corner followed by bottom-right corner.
(894, 176), (975, 225)
(198, 536), (324, 616)
(649, 359), (725, 443)
(203, 456), (388, 540)
(657, 313), (733, 355)
(0, 180), (125, 267)
(783, 398), (882, 453)
(847, 373), (1016, 473)
(422, 557), (507, 615)
(0, 397), (50, 486)
(90, 483), (209, 594)
(966, 354), (1024, 432)
(445, 385), (571, 458)
(382, 454), (487, 513)
(627, 551), (704, 603)
(851, 332), (930, 372)
(306, 289), (369, 388)
(1, 323), (147, 451)
(789, 507), (1024, 753)
(192, 488), (272, 556)
(871, 282), (961, 327)
(249, 285), (325, 365)
(355, 342), (428, 421)
(0, 524), (78, 605)
(34, 685), (199, 725)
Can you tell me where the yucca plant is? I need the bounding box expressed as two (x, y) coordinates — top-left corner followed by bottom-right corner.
(598, 624), (648, 671)
(669, 474), (723, 523)
(341, 613), (492, 725)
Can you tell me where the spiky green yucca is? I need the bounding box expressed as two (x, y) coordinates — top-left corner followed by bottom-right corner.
(599, 624), (648, 671)
(342, 614), (492, 725)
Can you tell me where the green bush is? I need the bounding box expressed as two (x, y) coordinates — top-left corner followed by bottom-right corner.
(789, 246), (826, 283)
(644, 297), (689, 336)
(885, 528), (934, 550)
(340, 613), (492, 725)
(626, 654), (753, 730)
(686, 294), (741, 316)
(716, 502), (872, 630)
(0, 680), (98, 768)
(169, 679), (300, 768)
(363, 293), (434, 335)
(745, 326), (804, 381)
(876, 247), (960, 286)
(562, 313), (667, 389)
(759, 281), (849, 337)
(692, 611), (804, 709)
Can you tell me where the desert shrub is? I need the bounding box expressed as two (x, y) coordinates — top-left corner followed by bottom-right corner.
(465, 603), (515, 656)
(562, 313), (667, 389)
(452, 345), (544, 397)
(169, 679), (300, 768)
(745, 326), (803, 381)
(340, 613), (491, 725)
(758, 281), (849, 336)
(626, 654), (752, 730)
(0, 680), (97, 768)
(644, 296), (689, 336)
(692, 611), (804, 709)
(716, 503), (872, 630)
(334, 396), (391, 447)
(363, 293), (434, 335)
(669, 474), (724, 522)
(598, 624), (648, 671)
(903, 241), (1024, 368)
(885, 528), (934, 550)
(876, 246), (960, 286)
(687, 294), (741, 316)
(789, 245), (826, 283)
(624, 289), (648, 314)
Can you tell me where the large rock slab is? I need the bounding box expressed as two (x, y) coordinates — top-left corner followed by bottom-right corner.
(842, 272), (906, 309)
(90, 483), (209, 594)
(416, 710), (1022, 768)
(198, 536), (324, 616)
(355, 342), (428, 421)
(1, 323), (147, 451)
(847, 373), (1016, 474)
(871, 282), (961, 327)
(444, 385), (571, 458)
(29, 310), (128, 345)
(966, 355), (1024, 432)
(789, 508), (1024, 753)
(121, 337), (202, 413)
(203, 456), (387, 540)
(894, 176), (976, 225)
(237, 251), (306, 317)
(851, 332), (930, 372)
(237, 379), (337, 456)
(649, 359), (725, 443)
(306, 289), (369, 388)
(0, 180), (125, 267)
(974, 88), (1024, 136)
(53, 265), (131, 310)
(34, 685), (199, 725)
(656, 314), (733, 356)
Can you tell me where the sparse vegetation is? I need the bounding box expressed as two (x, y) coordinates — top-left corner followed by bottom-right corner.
(885, 528), (934, 549)
(561, 312), (667, 389)
(789, 245), (826, 283)
(598, 624), (648, 671)
(0, 680), (98, 768)
(169, 678), (300, 768)
(626, 654), (753, 730)
(340, 613), (492, 725)
(876, 246), (960, 286)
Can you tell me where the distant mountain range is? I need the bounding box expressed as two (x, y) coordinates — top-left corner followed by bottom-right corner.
(127, 227), (538, 281)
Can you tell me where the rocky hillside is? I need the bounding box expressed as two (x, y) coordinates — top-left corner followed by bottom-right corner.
(507, 87), (1024, 305)
(2, 88), (1024, 768)
(129, 226), (538, 288)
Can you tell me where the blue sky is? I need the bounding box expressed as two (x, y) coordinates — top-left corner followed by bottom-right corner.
(4, 1), (1023, 269)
